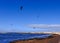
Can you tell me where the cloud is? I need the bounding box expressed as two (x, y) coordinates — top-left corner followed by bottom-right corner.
(28, 24), (60, 28)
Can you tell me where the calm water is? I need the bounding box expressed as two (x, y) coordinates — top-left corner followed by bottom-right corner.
(0, 33), (52, 43)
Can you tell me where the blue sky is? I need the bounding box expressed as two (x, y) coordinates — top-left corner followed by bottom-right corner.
(0, 0), (60, 32)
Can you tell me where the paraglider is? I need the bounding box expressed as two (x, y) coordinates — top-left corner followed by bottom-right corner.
(16, 0), (23, 11)
(20, 6), (23, 11)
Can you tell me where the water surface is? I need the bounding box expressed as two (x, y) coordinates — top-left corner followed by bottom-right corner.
(0, 33), (52, 43)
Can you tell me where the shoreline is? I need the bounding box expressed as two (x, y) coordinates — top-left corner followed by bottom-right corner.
(10, 34), (60, 43)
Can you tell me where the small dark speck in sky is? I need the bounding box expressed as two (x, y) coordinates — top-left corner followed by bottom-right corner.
(20, 6), (23, 10)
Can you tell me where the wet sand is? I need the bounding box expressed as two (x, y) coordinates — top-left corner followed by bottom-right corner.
(10, 34), (60, 43)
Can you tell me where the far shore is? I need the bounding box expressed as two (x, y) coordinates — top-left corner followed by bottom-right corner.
(0, 32), (60, 35)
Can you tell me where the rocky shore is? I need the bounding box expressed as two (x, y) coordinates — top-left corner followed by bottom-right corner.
(10, 34), (60, 43)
